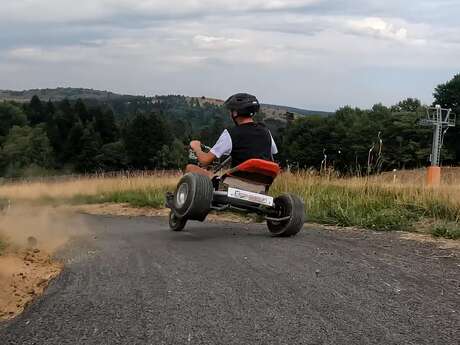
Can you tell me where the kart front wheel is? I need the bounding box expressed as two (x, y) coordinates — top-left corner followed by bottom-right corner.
(173, 173), (213, 221)
(267, 194), (305, 237)
(169, 210), (187, 231)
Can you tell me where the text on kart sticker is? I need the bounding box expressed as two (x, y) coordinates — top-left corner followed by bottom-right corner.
(227, 187), (274, 207)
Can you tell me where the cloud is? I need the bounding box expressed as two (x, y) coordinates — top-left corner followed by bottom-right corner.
(348, 18), (408, 41)
(1, 0), (321, 24)
(7, 47), (90, 63)
(192, 35), (244, 50)
(0, 1), (459, 110)
(346, 17), (426, 45)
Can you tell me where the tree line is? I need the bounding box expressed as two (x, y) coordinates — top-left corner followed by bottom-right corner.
(0, 95), (234, 177)
(0, 74), (458, 177)
(280, 74), (460, 173)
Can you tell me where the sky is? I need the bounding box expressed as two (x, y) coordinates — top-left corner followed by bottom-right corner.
(1, 0), (459, 111)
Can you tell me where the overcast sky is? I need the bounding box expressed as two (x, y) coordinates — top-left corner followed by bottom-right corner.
(1, 0), (459, 110)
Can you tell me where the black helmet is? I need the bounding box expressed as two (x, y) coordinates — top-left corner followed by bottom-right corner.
(224, 93), (260, 117)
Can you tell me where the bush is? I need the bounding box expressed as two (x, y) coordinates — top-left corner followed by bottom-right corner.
(0, 126), (54, 177)
(431, 223), (460, 240)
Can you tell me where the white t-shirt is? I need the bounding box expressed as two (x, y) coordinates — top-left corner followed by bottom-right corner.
(210, 129), (278, 159)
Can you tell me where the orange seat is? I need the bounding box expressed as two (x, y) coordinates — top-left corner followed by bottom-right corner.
(230, 159), (281, 178)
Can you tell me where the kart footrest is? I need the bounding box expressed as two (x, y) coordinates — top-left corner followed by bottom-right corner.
(211, 204), (259, 214)
(265, 215), (291, 222)
(211, 205), (229, 211)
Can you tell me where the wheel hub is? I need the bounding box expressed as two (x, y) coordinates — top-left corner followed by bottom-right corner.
(176, 183), (189, 208)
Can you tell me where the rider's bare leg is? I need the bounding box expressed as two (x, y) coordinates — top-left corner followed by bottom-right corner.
(185, 164), (214, 178)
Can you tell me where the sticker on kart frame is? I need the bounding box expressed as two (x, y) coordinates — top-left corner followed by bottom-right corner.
(227, 187), (274, 207)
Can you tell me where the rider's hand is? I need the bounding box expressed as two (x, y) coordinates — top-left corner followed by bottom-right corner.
(190, 140), (202, 152)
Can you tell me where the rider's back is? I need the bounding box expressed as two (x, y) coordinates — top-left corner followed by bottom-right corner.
(227, 123), (273, 167)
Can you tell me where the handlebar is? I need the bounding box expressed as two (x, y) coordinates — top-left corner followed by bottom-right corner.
(212, 155), (232, 173)
(188, 143), (231, 173)
(188, 144), (211, 160)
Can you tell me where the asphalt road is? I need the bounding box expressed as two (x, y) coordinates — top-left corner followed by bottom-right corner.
(1, 214), (459, 345)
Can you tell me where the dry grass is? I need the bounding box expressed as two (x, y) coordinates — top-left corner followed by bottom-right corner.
(273, 170), (460, 211)
(0, 169), (459, 238)
(372, 167), (460, 186)
(0, 171), (179, 203)
(271, 170), (460, 235)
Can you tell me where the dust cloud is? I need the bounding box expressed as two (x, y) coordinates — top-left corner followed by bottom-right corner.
(0, 205), (88, 253)
(0, 206), (79, 319)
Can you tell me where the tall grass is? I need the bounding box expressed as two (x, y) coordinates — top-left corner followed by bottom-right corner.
(271, 172), (460, 233)
(0, 169), (459, 238)
(0, 171), (179, 206)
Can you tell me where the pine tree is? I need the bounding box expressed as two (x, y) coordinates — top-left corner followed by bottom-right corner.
(63, 121), (84, 163)
(28, 95), (46, 125)
(123, 113), (172, 169)
(94, 108), (118, 144)
(75, 99), (92, 124)
(76, 125), (102, 172)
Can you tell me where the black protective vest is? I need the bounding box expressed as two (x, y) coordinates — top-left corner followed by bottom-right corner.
(227, 123), (273, 168)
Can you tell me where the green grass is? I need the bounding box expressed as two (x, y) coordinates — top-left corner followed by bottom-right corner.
(2, 172), (459, 240)
(298, 185), (420, 231)
(70, 188), (166, 208)
(74, 180), (460, 239)
(269, 182), (417, 231)
(63, 178), (459, 240)
(430, 223), (460, 240)
(269, 174), (460, 239)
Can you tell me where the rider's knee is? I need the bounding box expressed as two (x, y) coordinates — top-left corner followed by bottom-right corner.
(185, 164), (196, 173)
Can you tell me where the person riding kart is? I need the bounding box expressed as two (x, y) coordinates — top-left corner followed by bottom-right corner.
(167, 93), (305, 236)
(186, 93), (278, 177)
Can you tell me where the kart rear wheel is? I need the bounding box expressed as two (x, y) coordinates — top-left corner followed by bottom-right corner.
(267, 194), (305, 237)
(169, 210), (187, 231)
(173, 173), (213, 221)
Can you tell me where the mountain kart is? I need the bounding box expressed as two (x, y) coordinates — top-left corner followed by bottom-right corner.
(165, 154), (306, 236)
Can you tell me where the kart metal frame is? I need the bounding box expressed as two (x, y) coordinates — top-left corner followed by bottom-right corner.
(166, 158), (305, 236)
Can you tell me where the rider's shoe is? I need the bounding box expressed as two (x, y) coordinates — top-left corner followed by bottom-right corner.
(165, 192), (174, 208)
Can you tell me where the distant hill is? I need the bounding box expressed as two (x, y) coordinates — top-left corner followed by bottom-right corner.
(0, 88), (332, 120)
(186, 96), (332, 121)
(0, 87), (139, 102)
(261, 104), (332, 117)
